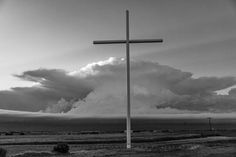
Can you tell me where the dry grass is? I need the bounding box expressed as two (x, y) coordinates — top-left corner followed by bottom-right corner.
(0, 132), (235, 157)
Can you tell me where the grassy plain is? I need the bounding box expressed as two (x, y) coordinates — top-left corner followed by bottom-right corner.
(0, 131), (236, 157)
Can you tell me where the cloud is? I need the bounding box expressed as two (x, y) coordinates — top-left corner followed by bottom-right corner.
(0, 57), (235, 115)
(157, 95), (236, 112)
(68, 57), (236, 115)
(44, 98), (76, 113)
(15, 69), (92, 98)
(229, 88), (236, 96)
(171, 77), (236, 96)
(0, 69), (92, 111)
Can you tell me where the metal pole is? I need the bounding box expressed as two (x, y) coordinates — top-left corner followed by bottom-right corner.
(126, 10), (131, 149)
(208, 117), (212, 131)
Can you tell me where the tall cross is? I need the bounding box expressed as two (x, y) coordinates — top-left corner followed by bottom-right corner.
(93, 10), (163, 149)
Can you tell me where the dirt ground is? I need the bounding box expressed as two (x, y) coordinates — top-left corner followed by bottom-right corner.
(4, 141), (236, 157)
(1, 133), (236, 157)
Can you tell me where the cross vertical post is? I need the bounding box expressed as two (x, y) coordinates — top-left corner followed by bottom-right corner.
(126, 10), (131, 149)
(93, 10), (163, 149)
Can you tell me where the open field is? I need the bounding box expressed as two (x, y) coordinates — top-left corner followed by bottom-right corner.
(1, 131), (236, 157)
(0, 118), (235, 156)
(1, 117), (236, 132)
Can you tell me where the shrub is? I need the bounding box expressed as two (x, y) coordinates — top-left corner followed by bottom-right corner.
(53, 143), (69, 154)
(19, 132), (25, 135)
(0, 147), (7, 157)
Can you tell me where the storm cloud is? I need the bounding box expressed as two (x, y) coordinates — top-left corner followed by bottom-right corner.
(68, 58), (236, 115)
(0, 57), (235, 115)
(0, 69), (92, 112)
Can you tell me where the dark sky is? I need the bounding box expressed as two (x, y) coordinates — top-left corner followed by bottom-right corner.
(1, 0), (236, 89)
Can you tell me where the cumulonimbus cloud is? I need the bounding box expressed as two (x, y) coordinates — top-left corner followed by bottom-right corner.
(0, 69), (93, 112)
(229, 88), (236, 96)
(0, 57), (235, 115)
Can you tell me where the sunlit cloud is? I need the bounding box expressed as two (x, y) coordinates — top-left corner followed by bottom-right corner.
(0, 57), (235, 116)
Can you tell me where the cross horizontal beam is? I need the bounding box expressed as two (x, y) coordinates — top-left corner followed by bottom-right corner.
(93, 39), (163, 44)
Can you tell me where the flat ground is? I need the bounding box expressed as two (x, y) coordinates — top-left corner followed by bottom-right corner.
(1, 131), (236, 157)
